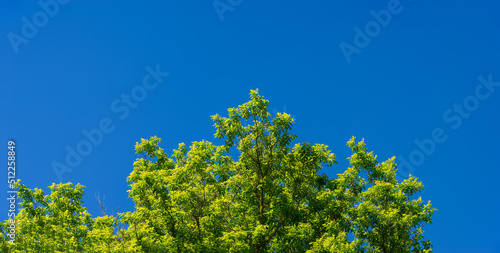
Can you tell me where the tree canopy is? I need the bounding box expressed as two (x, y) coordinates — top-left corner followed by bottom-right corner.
(1, 90), (436, 252)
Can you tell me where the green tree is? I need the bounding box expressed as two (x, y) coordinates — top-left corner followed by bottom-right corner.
(1, 90), (436, 252)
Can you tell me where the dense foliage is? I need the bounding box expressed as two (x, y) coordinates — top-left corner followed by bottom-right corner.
(1, 90), (436, 252)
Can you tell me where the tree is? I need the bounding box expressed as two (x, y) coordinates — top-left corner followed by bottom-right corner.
(1, 89), (436, 252)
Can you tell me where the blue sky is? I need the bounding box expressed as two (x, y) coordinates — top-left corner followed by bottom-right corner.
(1, 1), (499, 251)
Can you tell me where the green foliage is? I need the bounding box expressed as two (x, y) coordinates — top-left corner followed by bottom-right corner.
(1, 90), (436, 252)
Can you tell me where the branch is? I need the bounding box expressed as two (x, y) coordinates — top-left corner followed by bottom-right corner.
(95, 192), (107, 216)
(261, 199), (301, 248)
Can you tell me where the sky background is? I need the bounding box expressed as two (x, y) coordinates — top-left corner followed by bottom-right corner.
(1, 1), (499, 251)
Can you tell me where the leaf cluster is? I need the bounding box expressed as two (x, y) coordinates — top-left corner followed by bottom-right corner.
(0, 90), (436, 252)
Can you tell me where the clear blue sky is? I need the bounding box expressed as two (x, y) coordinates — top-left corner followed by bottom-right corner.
(1, 1), (499, 251)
